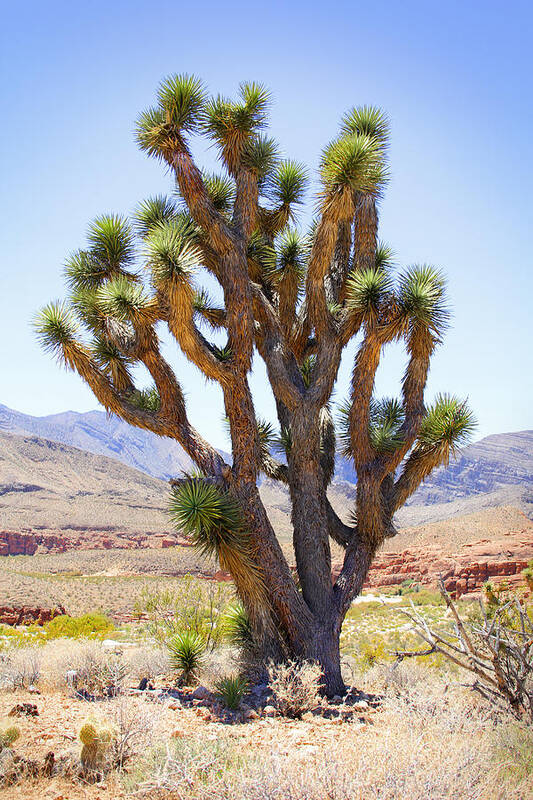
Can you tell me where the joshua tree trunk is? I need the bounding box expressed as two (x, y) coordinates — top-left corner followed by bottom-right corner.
(36, 75), (475, 695)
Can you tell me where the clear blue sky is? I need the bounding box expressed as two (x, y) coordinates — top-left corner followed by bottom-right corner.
(1, 0), (531, 449)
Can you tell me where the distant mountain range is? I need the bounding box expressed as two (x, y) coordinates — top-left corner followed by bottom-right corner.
(0, 403), (193, 480)
(1, 403), (531, 526)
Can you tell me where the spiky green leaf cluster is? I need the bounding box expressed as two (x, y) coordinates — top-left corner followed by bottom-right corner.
(166, 629), (206, 683)
(87, 215), (135, 270)
(242, 135), (279, 185)
(224, 602), (254, 649)
(157, 74), (206, 131)
(275, 229), (307, 280)
(133, 196), (178, 239)
(128, 385), (161, 412)
(247, 231), (277, 277)
(169, 477), (246, 558)
(204, 82), (270, 143)
(33, 302), (79, 361)
(398, 265), (449, 336)
(256, 418), (277, 461)
(320, 134), (388, 197)
(135, 74), (206, 160)
(368, 397), (406, 452)
(65, 250), (108, 291)
(96, 275), (153, 324)
(417, 394), (476, 453)
(92, 337), (133, 390)
(145, 221), (199, 285)
(375, 242), (395, 271)
(346, 266), (393, 314)
(338, 396), (405, 456)
(340, 105), (390, 146)
(202, 173), (235, 213)
(267, 160), (308, 207)
(215, 674), (249, 709)
(300, 355), (316, 388)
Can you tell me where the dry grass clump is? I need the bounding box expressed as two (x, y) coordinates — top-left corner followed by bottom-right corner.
(128, 668), (533, 800)
(0, 648), (41, 690)
(267, 659), (322, 718)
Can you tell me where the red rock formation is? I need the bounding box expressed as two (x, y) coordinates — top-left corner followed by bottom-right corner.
(0, 604), (66, 626)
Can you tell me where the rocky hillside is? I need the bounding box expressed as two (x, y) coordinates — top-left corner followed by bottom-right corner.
(0, 403), (193, 480)
(2, 404), (531, 512)
(0, 431), (173, 542)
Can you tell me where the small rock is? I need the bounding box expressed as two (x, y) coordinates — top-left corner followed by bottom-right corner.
(28, 684), (40, 695)
(353, 700), (368, 710)
(330, 695), (342, 704)
(245, 709), (259, 720)
(192, 685), (211, 701)
(9, 703), (39, 717)
(263, 705), (277, 717)
(168, 702), (181, 711)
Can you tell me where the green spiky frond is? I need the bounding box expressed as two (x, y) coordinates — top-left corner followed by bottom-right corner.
(398, 264), (449, 336)
(340, 105), (390, 146)
(275, 229), (307, 280)
(92, 337), (133, 391)
(338, 396), (405, 456)
(157, 73), (206, 132)
(375, 241), (395, 271)
(300, 355), (316, 388)
(247, 231), (276, 279)
(368, 397), (406, 452)
(135, 75), (206, 162)
(345, 266), (393, 316)
(225, 602), (254, 649)
(87, 215), (135, 270)
(135, 106), (169, 160)
(96, 276), (155, 325)
(212, 344), (233, 362)
(320, 134), (388, 198)
(193, 289), (226, 329)
(336, 399), (352, 458)
(268, 160), (308, 207)
(274, 426), (292, 456)
(417, 394), (476, 455)
(144, 222), (200, 286)
(169, 476), (267, 620)
(204, 83), (270, 141)
(65, 250), (108, 291)
(127, 385), (161, 412)
(167, 630), (205, 683)
(202, 173), (235, 213)
(203, 82), (271, 173)
(242, 135), (279, 185)
(34, 302), (80, 366)
(256, 418), (277, 461)
(70, 288), (103, 332)
(170, 478), (242, 551)
(133, 196), (178, 239)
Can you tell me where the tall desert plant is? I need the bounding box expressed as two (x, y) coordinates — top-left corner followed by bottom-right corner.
(36, 74), (475, 694)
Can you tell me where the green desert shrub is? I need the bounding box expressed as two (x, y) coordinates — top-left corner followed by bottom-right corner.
(44, 612), (114, 639)
(167, 630), (206, 684)
(135, 577), (232, 651)
(215, 674), (249, 710)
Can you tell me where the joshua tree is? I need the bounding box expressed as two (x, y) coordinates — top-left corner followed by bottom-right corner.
(35, 75), (475, 694)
